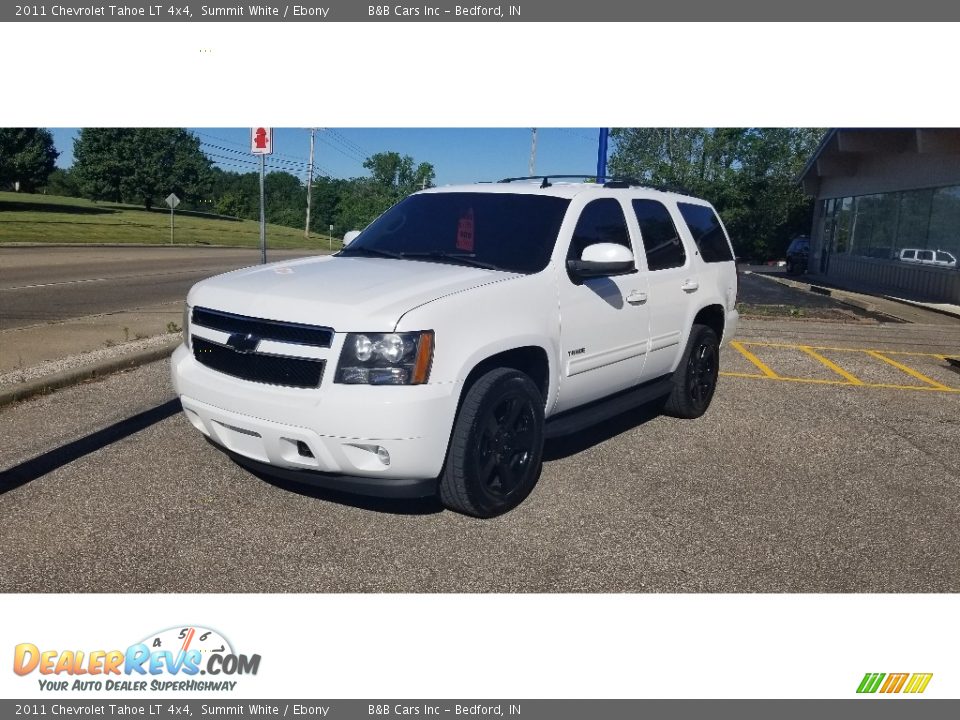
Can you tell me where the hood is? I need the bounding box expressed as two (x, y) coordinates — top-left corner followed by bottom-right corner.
(187, 255), (519, 331)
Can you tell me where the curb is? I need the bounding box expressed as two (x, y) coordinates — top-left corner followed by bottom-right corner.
(746, 272), (879, 313)
(0, 339), (181, 409)
(747, 272), (960, 322)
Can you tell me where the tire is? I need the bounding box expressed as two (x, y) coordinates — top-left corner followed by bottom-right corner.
(439, 368), (545, 518)
(663, 324), (720, 419)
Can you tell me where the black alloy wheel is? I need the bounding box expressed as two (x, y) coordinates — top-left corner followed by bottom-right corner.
(663, 324), (720, 419)
(439, 368), (545, 517)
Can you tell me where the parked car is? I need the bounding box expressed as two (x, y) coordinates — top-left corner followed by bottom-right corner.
(171, 177), (739, 517)
(785, 236), (810, 275)
(898, 248), (958, 268)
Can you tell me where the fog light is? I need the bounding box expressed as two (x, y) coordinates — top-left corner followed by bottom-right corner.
(376, 446), (391, 466)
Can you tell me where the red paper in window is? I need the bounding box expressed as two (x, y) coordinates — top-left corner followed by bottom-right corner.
(456, 208), (475, 252)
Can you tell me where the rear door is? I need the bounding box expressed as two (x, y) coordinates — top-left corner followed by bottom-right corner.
(628, 198), (693, 380)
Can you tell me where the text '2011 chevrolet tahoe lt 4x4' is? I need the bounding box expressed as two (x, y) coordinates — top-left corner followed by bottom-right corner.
(172, 177), (739, 517)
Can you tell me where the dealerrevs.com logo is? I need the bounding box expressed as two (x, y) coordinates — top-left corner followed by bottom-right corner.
(13, 626), (261, 693)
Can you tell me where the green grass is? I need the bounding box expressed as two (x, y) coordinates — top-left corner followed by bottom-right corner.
(0, 192), (339, 250)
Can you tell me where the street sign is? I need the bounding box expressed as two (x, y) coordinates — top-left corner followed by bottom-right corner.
(251, 128), (273, 263)
(165, 194), (180, 245)
(251, 127), (274, 156)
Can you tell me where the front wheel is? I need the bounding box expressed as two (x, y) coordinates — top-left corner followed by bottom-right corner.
(439, 368), (545, 518)
(663, 324), (720, 419)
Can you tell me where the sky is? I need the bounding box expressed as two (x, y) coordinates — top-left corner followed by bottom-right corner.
(49, 128), (608, 186)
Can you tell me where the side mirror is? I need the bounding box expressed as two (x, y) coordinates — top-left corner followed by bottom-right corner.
(343, 230), (362, 246)
(567, 242), (635, 278)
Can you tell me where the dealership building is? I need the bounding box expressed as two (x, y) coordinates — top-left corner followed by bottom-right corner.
(799, 128), (960, 304)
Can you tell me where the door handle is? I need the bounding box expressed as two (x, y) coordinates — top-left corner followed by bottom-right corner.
(626, 290), (647, 305)
(681, 279), (700, 292)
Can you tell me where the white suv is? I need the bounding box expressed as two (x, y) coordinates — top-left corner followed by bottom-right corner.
(171, 178), (739, 517)
(898, 248), (958, 268)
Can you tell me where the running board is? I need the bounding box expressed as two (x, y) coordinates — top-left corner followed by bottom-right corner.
(544, 376), (673, 440)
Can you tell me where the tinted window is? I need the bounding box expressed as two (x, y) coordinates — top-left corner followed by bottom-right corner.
(339, 192), (570, 274)
(936, 251), (955, 262)
(567, 199), (631, 261)
(902, 250), (915, 259)
(677, 203), (734, 263)
(918, 250), (934, 261)
(632, 199), (686, 271)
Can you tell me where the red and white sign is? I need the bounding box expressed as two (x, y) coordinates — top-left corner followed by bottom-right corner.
(456, 208), (475, 252)
(251, 127), (273, 155)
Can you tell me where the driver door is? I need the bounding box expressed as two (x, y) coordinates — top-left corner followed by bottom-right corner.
(554, 198), (651, 414)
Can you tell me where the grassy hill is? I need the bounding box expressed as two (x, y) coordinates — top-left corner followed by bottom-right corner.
(0, 192), (339, 250)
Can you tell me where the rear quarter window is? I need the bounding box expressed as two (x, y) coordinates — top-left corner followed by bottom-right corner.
(677, 202), (734, 263)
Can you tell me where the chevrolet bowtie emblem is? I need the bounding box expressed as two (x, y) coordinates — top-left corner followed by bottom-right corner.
(227, 333), (260, 353)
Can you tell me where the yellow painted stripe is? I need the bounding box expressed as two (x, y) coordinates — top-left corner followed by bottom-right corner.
(730, 341), (779, 378)
(903, 674), (920, 693)
(739, 342), (959, 359)
(865, 350), (953, 390)
(800, 345), (865, 385)
(915, 673), (933, 693)
(719, 372), (960, 393)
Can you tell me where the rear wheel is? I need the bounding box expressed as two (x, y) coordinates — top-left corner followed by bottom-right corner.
(439, 368), (544, 518)
(663, 324), (720, 419)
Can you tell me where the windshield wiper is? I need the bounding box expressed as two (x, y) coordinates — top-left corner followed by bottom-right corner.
(337, 246), (405, 260)
(398, 251), (500, 271)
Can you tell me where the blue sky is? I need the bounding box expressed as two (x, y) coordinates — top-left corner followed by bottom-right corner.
(49, 128), (607, 186)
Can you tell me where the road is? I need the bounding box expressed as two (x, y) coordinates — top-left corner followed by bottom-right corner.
(0, 246), (321, 331)
(2, 318), (959, 593)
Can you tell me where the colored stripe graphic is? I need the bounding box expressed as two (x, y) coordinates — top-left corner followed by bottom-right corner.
(904, 673), (933, 694)
(857, 672), (933, 694)
(880, 673), (909, 693)
(857, 673), (885, 693)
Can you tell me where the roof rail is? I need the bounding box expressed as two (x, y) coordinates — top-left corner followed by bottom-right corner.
(495, 175), (694, 195)
(497, 174), (642, 189)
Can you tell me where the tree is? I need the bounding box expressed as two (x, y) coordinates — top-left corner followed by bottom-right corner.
(0, 128), (59, 192)
(609, 127), (826, 260)
(44, 168), (81, 198)
(72, 128), (212, 209)
(363, 151), (435, 193)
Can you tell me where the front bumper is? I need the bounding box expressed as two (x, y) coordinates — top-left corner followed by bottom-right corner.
(223, 446), (438, 499)
(171, 344), (460, 492)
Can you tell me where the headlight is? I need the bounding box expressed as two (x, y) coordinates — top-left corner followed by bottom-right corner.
(335, 331), (434, 385)
(183, 303), (191, 349)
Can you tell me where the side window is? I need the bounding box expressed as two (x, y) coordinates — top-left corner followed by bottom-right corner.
(632, 199), (686, 271)
(677, 202), (734, 263)
(902, 250), (915, 259)
(567, 199), (631, 261)
(936, 251), (955, 263)
(918, 250), (934, 261)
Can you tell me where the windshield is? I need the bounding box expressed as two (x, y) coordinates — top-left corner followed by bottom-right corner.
(338, 192), (571, 274)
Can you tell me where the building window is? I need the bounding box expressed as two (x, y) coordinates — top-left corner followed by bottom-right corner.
(825, 184), (960, 261)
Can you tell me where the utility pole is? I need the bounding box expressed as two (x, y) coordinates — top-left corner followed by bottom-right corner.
(597, 128), (609, 182)
(529, 128), (538, 176)
(305, 127), (316, 239)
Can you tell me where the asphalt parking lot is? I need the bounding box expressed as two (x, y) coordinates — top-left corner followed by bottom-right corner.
(2, 318), (958, 593)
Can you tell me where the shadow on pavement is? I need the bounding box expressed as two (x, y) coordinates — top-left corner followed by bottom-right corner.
(0, 399), (182, 495)
(544, 402), (663, 461)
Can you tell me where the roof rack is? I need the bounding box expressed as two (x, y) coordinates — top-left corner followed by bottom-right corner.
(494, 175), (694, 195)
(497, 174), (642, 189)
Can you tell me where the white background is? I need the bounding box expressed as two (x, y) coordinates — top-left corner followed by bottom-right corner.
(2, 20), (959, 700)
